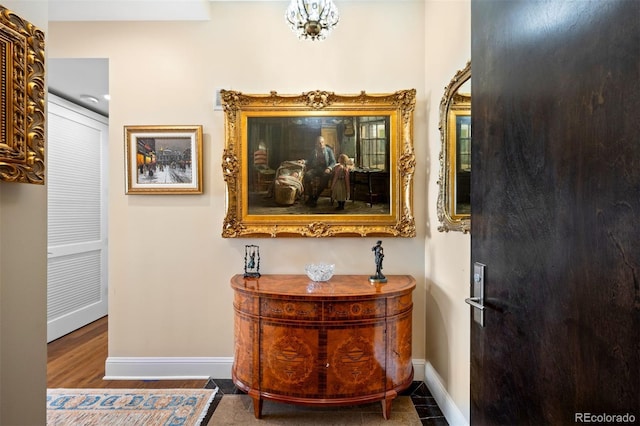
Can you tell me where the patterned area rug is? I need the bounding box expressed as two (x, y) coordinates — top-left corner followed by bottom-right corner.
(47, 388), (217, 426)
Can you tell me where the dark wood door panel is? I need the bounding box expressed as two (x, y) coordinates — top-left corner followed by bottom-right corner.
(471, 0), (640, 424)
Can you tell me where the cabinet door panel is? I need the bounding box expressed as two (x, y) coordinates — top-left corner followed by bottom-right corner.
(260, 321), (321, 397)
(326, 323), (386, 397)
(233, 313), (257, 387)
(385, 310), (413, 388)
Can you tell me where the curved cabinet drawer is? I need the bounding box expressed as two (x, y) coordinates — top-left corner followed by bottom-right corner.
(260, 298), (321, 320)
(323, 299), (385, 320)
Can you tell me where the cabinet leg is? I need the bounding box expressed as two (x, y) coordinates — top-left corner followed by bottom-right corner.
(381, 398), (392, 420)
(249, 391), (262, 419)
(381, 390), (397, 420)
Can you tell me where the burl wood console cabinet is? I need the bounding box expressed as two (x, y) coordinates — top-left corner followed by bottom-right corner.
(231, 274), (415, 419)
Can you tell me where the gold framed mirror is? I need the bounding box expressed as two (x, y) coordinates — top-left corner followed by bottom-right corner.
(437, 62), (471, 233)
(221, 89), (416, 238)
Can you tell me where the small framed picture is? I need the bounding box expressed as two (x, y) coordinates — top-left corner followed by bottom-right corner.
(125, 125), (203, 194)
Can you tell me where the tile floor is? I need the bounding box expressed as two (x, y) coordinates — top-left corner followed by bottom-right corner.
(204, 379), (448, 426)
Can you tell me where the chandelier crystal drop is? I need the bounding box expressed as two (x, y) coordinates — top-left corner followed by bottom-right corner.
(285, 0), (339, 41)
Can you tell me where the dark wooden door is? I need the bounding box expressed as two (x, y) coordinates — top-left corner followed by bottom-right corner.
(470, 1), (640, 424)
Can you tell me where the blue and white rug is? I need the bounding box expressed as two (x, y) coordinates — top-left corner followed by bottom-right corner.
(47, 387), (218, 425)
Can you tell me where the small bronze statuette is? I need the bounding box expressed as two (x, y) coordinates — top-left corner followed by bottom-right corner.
(244, 245), (261, 278)
(369, 240), (387, 283)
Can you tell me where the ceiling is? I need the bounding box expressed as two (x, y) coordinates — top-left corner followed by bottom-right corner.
(48, 58), (110, 116)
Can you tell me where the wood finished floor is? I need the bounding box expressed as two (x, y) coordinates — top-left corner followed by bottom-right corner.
(47, 316), (207, 389)
(48, 316), (448, 425)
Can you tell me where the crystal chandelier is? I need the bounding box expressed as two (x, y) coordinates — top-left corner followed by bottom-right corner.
(285, 0), (340, 41)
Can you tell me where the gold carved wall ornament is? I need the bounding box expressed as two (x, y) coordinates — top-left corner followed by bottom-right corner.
(0, 6), (45, 184)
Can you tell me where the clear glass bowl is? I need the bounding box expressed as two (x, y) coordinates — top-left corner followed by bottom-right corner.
(305, 263), (335, 282)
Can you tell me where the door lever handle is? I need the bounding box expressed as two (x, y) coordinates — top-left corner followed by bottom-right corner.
(469, 262), (486, 327)
(465, 297), (485, 311)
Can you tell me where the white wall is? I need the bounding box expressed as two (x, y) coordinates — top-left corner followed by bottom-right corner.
(0, 3), (48, 426)
(47, 0), (472, 423)
(424, 1), (472, 424)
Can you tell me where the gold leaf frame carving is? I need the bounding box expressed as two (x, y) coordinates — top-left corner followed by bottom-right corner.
(221, 89), (416, 238)
(0, 6), (45, 184)
(437, 62), (471, 233)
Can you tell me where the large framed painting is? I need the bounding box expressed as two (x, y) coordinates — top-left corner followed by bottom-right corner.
(125, 125), (203, 194)
(220, 89), (416, 238)
(0, 6), (45, 184)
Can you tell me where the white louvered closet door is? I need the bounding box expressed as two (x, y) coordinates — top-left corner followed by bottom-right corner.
(47, 94), (108, 342)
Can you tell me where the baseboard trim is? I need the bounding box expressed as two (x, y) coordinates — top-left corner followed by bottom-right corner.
(104, 357), (234, 380)
(424, 362), (469, 426)
(411, 358), (426, 381)
(105, 356), (426, 382)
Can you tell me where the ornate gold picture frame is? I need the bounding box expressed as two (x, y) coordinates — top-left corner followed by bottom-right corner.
(0, 6), (45, 184)
(221, 89), (416, 238)
(125, 125), (203, 194)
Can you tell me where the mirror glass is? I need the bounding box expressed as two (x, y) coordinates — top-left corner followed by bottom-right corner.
(437, 61), (471, 233)
(221, 89), (416, 238)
